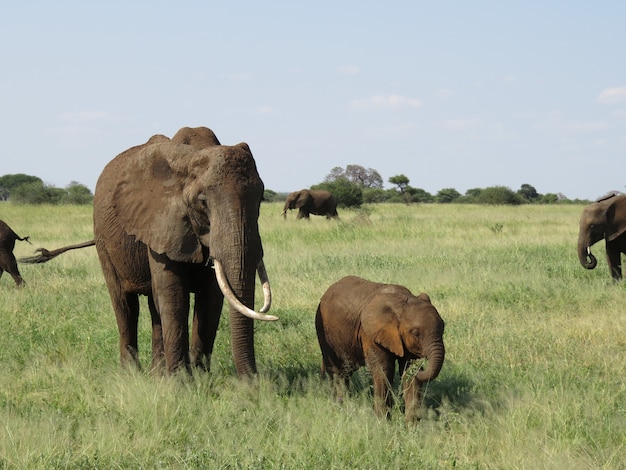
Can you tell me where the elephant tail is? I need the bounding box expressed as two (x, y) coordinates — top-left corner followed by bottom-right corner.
(19, 240), (95, 264)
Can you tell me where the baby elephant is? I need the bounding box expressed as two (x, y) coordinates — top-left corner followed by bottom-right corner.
(0, 219), (31, 286)
(315, 276), (445, 421)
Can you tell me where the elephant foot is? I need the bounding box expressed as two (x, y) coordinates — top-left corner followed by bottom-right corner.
(189, 349), (211, 372)
(122, 345), (141, 370)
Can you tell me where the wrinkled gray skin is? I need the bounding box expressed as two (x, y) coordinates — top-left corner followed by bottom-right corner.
(94, 127), (277, 376)
(21, 127), (277, 376)
(281, 189), (338, 219)
(315, 276), (445, 422)
(0, 220), (30, 286)
(578, 193), (626, 281)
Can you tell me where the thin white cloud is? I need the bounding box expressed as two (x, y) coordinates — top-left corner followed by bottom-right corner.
(350, 94), (422, 111)
(338, 65), (360, 75)
(597, 86), (626, 104)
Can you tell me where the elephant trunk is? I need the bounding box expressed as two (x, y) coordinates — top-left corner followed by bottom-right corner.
(212, 219), (272, 377)
(578, 235), (598, 270)
(416, 343), (445, 383)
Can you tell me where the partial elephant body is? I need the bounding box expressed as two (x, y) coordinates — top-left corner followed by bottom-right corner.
(578, 193), (626, 281)
(0, 219), (31, 286)
(282, 189), (338, 219)
(20, 127), (276, 376)
(316, 276), (445, 422)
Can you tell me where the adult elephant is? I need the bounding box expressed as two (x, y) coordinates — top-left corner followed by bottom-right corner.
(315, 276), (445, 422)
(281, 189), (338, 219)
(22, 127), (277, 376)
(0, 220), (31, 286)
(578, 193), (626, 281)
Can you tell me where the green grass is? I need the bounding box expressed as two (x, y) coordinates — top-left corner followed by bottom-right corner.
(0, 202), (624, 469)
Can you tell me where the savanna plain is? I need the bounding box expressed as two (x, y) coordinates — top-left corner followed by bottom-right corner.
(0, 202), (624, 469)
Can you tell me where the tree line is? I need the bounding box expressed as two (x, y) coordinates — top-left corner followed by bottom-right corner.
(0, 174), (93, 205)
(2, 167), (591, 207)
(264, 164), (592, 207)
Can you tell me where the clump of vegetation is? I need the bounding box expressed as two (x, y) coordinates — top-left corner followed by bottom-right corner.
(0, 174), (93, 205)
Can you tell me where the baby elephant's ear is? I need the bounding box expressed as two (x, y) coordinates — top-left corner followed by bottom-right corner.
(362, 306), (404, 357)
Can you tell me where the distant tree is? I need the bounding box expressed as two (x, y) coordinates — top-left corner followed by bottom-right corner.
(407, 187), (434, 203)
(63, 181), (93, 204)
(325, 164), (383, 188)
(263, 189), (277, 202)
(388, 174), (410, 193)
(362, 187), (389, 203)
(435, 188), (461, 203)
(324, 167), (346, 183)
(538, 193), (559, 204)
(313, 179), (363, 208)
(465, 188), (483, 199)
(345, 165), (383, 188)
(11, 181), (65, 204)
(517, 184), (539, 202)
(477, 186), (524, 205)
(0, 173), (43, 200)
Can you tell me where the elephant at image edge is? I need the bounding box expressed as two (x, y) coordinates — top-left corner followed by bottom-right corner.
(0, 219), (30, 286)
(315, 275), (445, 422)
(578, 193), (626, 281)
(22, 127), (277, 376)
(281, 189), (338, 219)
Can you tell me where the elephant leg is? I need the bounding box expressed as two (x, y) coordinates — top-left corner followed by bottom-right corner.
(111, 291), (141, 368)
(190, 272), (224, 371)
(148, 294), (165, 372)
(149, 252), (190, 374)
(366, 350), (396, 419)
(607, 247), (622, 281)
(1, 254), (24, 286)
(97, 250), (141, 368)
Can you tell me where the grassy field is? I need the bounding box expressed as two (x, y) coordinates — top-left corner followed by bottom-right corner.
(0, 202), (624, 469)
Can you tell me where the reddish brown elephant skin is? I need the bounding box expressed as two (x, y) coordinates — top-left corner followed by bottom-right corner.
(315, 275), (445, 421)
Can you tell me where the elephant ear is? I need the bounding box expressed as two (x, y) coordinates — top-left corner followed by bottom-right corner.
(606, 196), (626, 242)
(362, 302), (404, 357)
(113, 143), (204, 263)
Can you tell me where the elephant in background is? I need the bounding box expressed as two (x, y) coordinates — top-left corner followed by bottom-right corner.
(281, 189), (338, 219)
(578, 193), (626, 281)
(0, 219), (31, 286)
(315, 276), (445, 422)
(21, 127), (277, 376)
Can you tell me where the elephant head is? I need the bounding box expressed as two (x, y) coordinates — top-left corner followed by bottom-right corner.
(578, 194), (626, 273)
(362, 289), (445, 383)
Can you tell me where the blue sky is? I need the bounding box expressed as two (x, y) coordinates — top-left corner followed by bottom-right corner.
(1, 1), (625, 200)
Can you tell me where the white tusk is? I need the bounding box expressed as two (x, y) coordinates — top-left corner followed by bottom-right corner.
(257, 260), (272, 313)
(214, 259), (278, 321)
